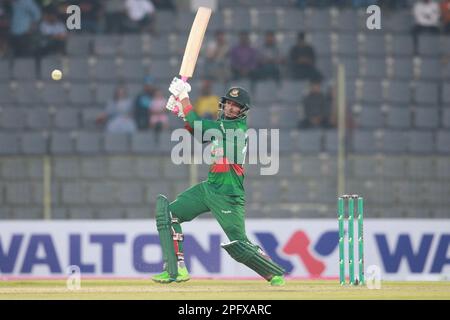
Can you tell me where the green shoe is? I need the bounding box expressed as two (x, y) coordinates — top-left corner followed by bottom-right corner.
(270, 275), (285, 286)
(151, 265), (190, 284)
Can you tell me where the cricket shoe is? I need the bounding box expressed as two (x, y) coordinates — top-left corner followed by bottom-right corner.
(152, 265), (190, 284)
(270, 275), (286, 286)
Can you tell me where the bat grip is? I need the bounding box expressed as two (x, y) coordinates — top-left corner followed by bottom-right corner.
(172, 76), (189, 114)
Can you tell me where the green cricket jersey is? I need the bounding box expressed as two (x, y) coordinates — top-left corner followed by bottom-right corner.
(185, 106), (248, 196)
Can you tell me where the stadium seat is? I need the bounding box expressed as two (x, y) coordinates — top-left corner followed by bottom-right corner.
(131, 132), (158, 154)
(95, 83), (116, 105)
(436, 131), (450, 154)
(380, 130), (408, 153)
(380, 157), (407, 178)
(26, 108), (51, 131)
(64, 58), (91, 81)
(335, 57), (360, 79)
(149, 36), (171, 57)
(20, 133), (47, 155)
(39, 56), (63, 81)
(334, 9), (359, 32)
(361, 35), (386, 57)
(81, 108), (102, 130)
(0, 108), (26, 130)
(277, 81), (308, 104)
(413, 82), (439, 105)
(352, 130), (379, 154)
(414, 107), (439, 129)
(247, 109), (272, 128)
(408, 130), (435, 154)
(0, 60), (10, 82)
(391, 58), (414, 80)
(0, 133), (20, 154)
(442, 108), (450, 128)
(305, 9), (332, 32)
(120, 59), (147, 81)
(273, 107), (298, 129)
(323, 129), (338, 154)
(92, 59), (120, 81)
(49, 132), (74, 154)
(12, 59), (37, 80)
(407, 157), (435, 179)
(256, 9), (279, 31)
(390, 35), (414, 57)
(359, 80), (384, 103)
(254, 80), (279, 104)
(357, 106), (384, 128)
(436, 157), (450, 179)
(41, 83), (68, 105)
(228, 9), (253, 32)
(418, 35), (441, 57)
(383, 11), (414, 34)
(443, 83), (450, 104)
(297, 129), (322, 153)
(154, 11), (177, 33)
(93, 35), (121, 56)
(75, 132), (102, 154)
(351, 156), (379, 177)
(385, 80), (411, 104)
(66, 34), (92, 56)
(53, 108), (79, 129)
(15, 81), (42, 105)
(309, 33), (332, 57)
(361, 58), (387, 79)
(120, 35), (145, 57)
(284, 181), (310, 202)
(418, 58), (441, 81)
(395, 181), (425, 205)
(0, 84), (14, 104)
(335, 34), (359, 57)
(386, 107), (411, 129)
(69, 83), (94, 106)
(104, 133), (130, 154)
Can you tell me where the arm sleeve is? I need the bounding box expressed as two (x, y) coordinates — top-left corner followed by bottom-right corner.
(184, 105), (222, 132)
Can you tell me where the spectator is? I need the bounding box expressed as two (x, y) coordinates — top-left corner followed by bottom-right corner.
(412, 0), (441, 52)
(149, 88), (169, 131)
(299, 77), (332, 129)
(257, 31), (282, 82)
(289, 32), (321, 81)
(194, 80), (219, 120)
(123, 0), (155, 33)
(134, 75), (156, 130)
(204, 30), (230, 82)
(96, 85), (137, 133)
(104, 0), (126, 33)
(441, 0), (450, 33)
(229, 31), (260, 81)
(38, 7), (67, 56)
(9, 0), (42, 57)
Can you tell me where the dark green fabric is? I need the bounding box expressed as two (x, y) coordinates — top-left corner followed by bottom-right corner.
(221, 240), (285, 281)
(155, 194), (178, 279)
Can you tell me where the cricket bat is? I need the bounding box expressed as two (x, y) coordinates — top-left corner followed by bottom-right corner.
(179, 6), (212, 81)
(171, 7), (211, 115)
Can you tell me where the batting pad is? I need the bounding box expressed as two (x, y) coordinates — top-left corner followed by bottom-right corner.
(221, 240), (285, 281)
(155, 194), (178, 280)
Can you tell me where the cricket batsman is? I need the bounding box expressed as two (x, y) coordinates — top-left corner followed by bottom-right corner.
(152, 77), (286, 286)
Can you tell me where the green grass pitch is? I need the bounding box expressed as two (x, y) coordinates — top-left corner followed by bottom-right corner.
(0, 279), (449, 300)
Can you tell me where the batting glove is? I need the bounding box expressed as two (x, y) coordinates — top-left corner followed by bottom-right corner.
(169, 77), (191, 100)
(165, 95), (185, 119)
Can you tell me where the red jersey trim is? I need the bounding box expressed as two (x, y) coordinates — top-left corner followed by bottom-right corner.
(210, 157), (245, 176)
(183, 104), (193, 115)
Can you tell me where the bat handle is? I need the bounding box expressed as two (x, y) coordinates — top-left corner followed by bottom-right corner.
(172, 76), (189, 114)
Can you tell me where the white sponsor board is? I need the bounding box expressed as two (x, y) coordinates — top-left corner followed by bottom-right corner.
(0, 219), (449, 281)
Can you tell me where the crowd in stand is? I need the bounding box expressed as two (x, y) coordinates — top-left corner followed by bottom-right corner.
(0, 0), (448, 134)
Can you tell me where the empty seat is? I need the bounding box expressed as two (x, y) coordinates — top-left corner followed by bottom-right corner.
(0, 133), (20, 154)
(407, 157), (435, 179)
(359, 80), (384, 103)
(391, 58), (414, 79)
(418, 58), (441, 81)
(408, 130), (435, 154)
(380, 157), (407, 178)
(12, 59), (37, 80)
(247, 110), (271, 128)
(75, 132), (102, 154)
(336, 34), (359, 57)
(15, 82), (41, 104)
(284, 181), (310, 202)
(81, 108), (102, 130)
(442, 108), (450, 128)
(380, 130), (408, 153)
(279, 9), (305, 31)
(305, 9), (332, 31)
(131, 132), (158, 154)
(95, 83), (116, 104)
(414, 107), (439, 129)
(323, 129), (338, 154)
(254, 81), (279, 104)
(390, 35), (414, 56)
(93, 35), (121, 56)
(357, 107), (384, 128)
(309, 33), (332, 57)
(120, 35), (145, 57)
(335, 57), (360, 79)
(362, 58), (387, 79)
(361, 35), (386, 57)
(384, 12), (413, 34)
(41, 83), (68, 105)
(273, 108), (298, 129)
(385, 81), (411, 104)
(49, 132), (74, 154)
(92, 59), (119, 81)
(414, 82), (439, 105)
(149, 59), (175, 80)
(257, 9), (279, 31)
(443, 83), (450, 104)
(26, 108), (51, 130)
(68, 83), (94, 106)
(0, 84), (14, 103)
(436, 131), (450, 154)
(20, 133), (47, 154)
(66, 35), (92, 56)
(154, 11), (177, 33)
(395, 181), (425, 205)
(0, 108), (26, 130)
(228, 9), (253, 32)
(352, 130), (379, 153)
(0, 60), (10, 82)
(277, 81), (308, 104)
(418, 35), (441, 57)
(104, 133), (130, 153)
(149, 36), (171, 56)
(258, 182), (281, 203)
(64, 58), (90, 80)
(53, 109), (79, 129)
(121, 59), (147, 81)
(39, 56), (63, 81)
(297, 129), (322, 153)
(351, 156), (379, 177)
(386, 107), (411, 129)
(335, 9), (359, 32)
